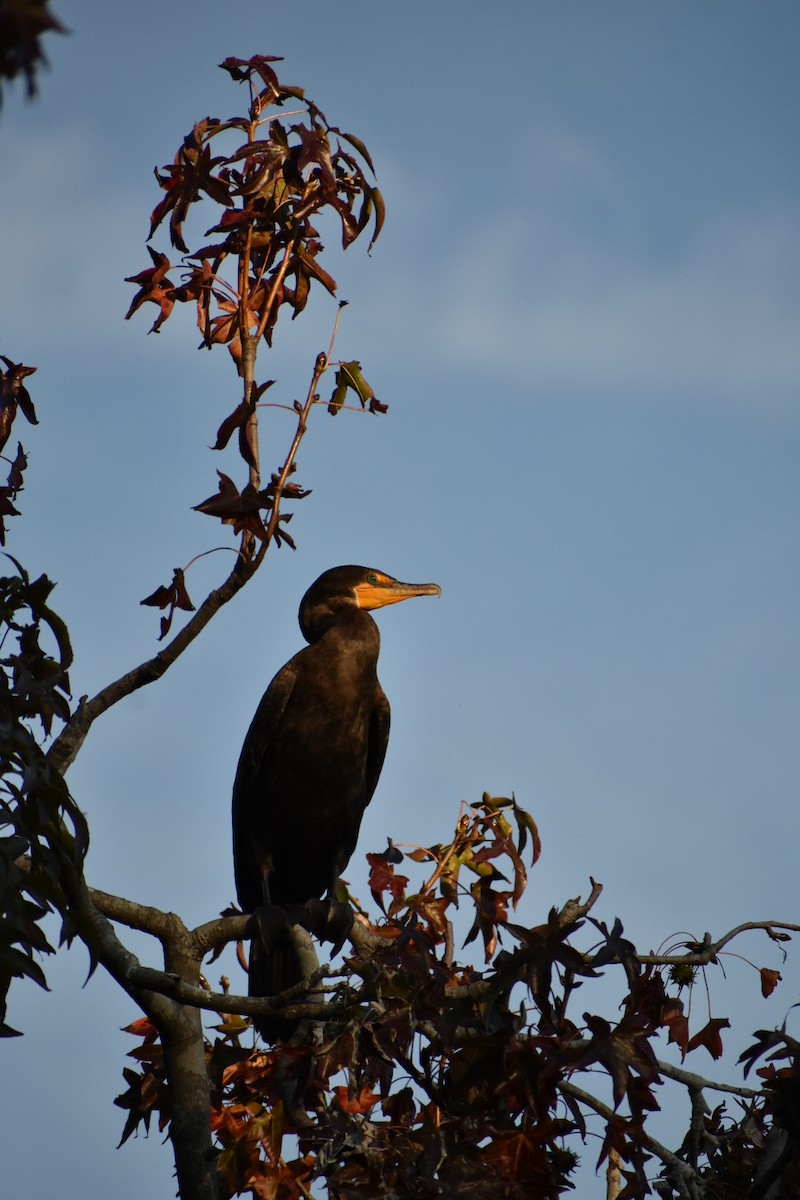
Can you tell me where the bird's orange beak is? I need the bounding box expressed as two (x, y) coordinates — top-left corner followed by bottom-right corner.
(354, 574), (442, 611)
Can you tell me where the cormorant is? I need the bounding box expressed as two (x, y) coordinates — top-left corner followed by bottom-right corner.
(232, 565), (441, 1040)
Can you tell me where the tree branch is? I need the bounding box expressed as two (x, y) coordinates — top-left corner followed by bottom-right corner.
(57, 858), (178, 1027)
(88, 886), (190, 941)
(45, 318), (340, 782)
(53, 879), (341, 1026)
(45, 555), (259, 775)
(655, 1057), (759, 1100)
(637, 921), (800, 967)
(558, 1080), (702, 1199)
(557, 877), (604, 924)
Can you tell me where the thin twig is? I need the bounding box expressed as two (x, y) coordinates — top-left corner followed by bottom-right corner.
(262, 350), (328, 545)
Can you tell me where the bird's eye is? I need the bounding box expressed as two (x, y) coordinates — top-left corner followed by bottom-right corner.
(366, 573), (377, 584)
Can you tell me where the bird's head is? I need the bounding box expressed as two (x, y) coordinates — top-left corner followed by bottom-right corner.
(299, 565), (441, 642)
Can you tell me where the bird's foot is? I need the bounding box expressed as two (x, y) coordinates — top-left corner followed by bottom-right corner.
(249, 899), (354, 956)
(300, 898), (354, 955)
(248, 903), (293, 953)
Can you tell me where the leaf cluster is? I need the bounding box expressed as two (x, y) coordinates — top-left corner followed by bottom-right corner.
(0, 559), (87, 1035)
(0, 356), (39, 544)
(116, 795), (800, 1198)
(0, 0), (64, 105)
(124, 56), (386, 632)
(125, 54), (382, 367)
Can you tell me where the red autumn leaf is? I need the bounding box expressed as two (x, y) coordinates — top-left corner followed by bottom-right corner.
(334, 128), (377, 177)
(381, 1086), (416, 1127)
(219, 54), (283, 95)
(577, 1013), (661, 1110)
(0, 442), (27, 544)
(124, 247), (176, 333)
(332, 1084), (378, 1115)
(475, 882), (511, 926)
(759, 967), (782, 997)
(661, 999), (689, 1058)
(193, 472), (278, 541)
(687, 1016), (730, 1061)
(292, 123), (336, 192)
(141, 567), (195, 640)
(209, 381), (275, 466)
(378, 838), (403, 865)
(295, 246), (337, 297)
(367, 852), (408, 912)
(0, 357), (38, 454)
(212, 401), (253, 452)
(149, 125), (232, 252)
(405, 893), (450, 939)
(482, 1131), (554, 1185)
(122, 1016), (159, 1041)
(193, 471), (248, 517)
(140, 568), (194, 613)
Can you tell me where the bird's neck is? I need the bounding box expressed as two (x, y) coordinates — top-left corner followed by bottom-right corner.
(316, 609), (380, 660)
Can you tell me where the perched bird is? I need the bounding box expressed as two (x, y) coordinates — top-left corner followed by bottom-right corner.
(233, 565), (441, 1039)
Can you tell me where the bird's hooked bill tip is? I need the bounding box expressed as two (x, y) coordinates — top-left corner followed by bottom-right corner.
(403, 582), (441, 597)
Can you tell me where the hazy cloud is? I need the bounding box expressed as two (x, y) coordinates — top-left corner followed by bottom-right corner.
(437, 125), (800, 401)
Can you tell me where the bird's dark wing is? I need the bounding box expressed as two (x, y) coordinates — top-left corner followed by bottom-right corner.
(232, 660), (297, 913)
(364, 684), (391, 805)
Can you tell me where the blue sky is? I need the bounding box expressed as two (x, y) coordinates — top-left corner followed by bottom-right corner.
(2, 2), (800, 1194)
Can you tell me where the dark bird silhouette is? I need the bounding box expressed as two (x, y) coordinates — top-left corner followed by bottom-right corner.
(233, 565), (440, 1040)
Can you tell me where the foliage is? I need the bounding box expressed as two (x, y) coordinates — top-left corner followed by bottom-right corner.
(0, 356), (37, 545)
(114, 794), (800, 1199)
(0, 557), (87, 1035)
(0, 0), (64, 105)
(125, 52), (383, 349)
(122, 55), (384, 634)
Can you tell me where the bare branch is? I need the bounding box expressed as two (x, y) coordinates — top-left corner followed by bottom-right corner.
(557, 877), (604, 925)
(46, 555), (259, 775)
(638, 921), (800, 966)
(558, 1080), (702, 1199)
(57, 857), (178, 1027)
(88, 886), (187, 941)
(122, 966), (341, 1021)
(655, 1057), (759, 1100)
(76, 881), (343, 1020)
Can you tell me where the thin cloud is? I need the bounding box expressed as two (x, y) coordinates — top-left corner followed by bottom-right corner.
(370, 125), (800, 405)
(439, 207), (800, 401)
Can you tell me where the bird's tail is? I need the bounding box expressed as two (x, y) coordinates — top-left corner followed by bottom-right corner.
(248, 926), (305, 1043)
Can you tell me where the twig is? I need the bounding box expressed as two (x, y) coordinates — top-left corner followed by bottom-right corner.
(262, 349), (328, 546)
